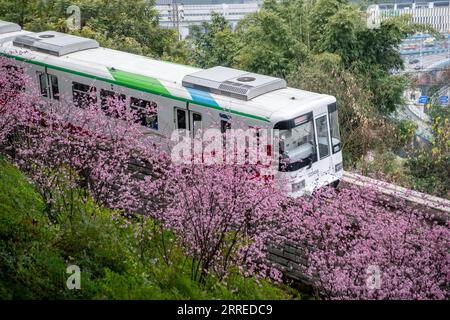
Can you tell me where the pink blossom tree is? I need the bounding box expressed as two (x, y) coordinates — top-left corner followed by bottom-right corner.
(0, 62), (33, 146)
(1, 56), (448, 299)
(0, 58), (291, 282)
(285, 186), (449, 299)
(160, 163), (289, 282)
(0, 57), (169, 218)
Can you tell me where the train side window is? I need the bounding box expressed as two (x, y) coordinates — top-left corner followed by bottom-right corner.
(130, 97), (158, 130)
(49, 75), (59, 100)
(192, 112), (202, 136)
(100, 89), (126, 118)
(37, 72), (48, 97)
(247, 126), (260, 164)
(72, 82), (97, 108)
(101, 89), (125, 107)
(6, 65), (25, 92)
(5, 65), (21, 72)
(315, 115), (331, 159)
(176, 109), (187, 130)
(220, 120), (231, 134)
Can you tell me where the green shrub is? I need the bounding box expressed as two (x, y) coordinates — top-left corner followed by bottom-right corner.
(0, 160), (68, 299)
(0, 159), (296, 300)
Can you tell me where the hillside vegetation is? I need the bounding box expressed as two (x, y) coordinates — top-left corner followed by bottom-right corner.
(0, 159), (297, 299)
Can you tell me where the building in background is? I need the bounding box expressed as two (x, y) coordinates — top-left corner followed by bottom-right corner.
(367, 1), (450, 32)
(155, 0), (262, 39)
(156, 1), (450, 40)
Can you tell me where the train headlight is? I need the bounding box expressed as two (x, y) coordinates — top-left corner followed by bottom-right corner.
(335, 162), (343, 172)
(333, 143), (341, 153)
(292, 180), (305, 192)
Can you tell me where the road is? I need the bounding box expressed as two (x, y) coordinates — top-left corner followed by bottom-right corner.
(402, 53), (450, 72)
(397, 35), (449, 142)
(396, 103), (433, 141)
(400, 33), (450, 72)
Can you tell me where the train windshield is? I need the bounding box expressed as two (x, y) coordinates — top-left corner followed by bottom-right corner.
(278, 114), (317, 172)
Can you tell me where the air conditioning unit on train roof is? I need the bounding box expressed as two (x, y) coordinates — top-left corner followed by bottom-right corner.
(182, 66), (287, 101)
(13, 31), (99, 56)
(0, 20), (21, 34)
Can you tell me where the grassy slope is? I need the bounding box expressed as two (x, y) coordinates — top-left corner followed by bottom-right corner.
(0, 160), (298, 300)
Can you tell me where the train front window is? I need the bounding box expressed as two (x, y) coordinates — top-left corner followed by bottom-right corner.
(278, 114), (316, 172)
(328, 103), (341, 154)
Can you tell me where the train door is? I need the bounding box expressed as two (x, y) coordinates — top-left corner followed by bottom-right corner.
(173, 103), (204, 138)
(174, 106), (189, 132)
(328, 103), (343, 181)
(190, 111), (203, 137)
(173, 103), (202, 162)
(313, 113), (333, 186)
(36, 69), (60, 101)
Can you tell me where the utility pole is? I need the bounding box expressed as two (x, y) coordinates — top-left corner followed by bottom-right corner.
(167, 1), (185, 40)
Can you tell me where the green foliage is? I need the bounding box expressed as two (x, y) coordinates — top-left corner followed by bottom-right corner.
(288, 54), (376, 165)
(0, 0), (436, 170)
(307, 4), (422, 113)
(407, 105), (450, 198)
(1, 0), (444, 196)
(394, 119), (418, 147)
(0, 160), (296, 299)
(0, 159), (68, 299)
(181, 0), (430, 168)
(0, 0), (36, 27)
(186, 13), (237, 68)
(0, 0), (188, 61)
(233, 9), (307, 78)
(359, 150), (411, 184)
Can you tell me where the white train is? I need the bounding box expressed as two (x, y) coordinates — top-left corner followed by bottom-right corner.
(0, 20), (343, 196)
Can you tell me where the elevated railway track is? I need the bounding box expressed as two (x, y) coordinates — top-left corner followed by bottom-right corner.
(267, 170), (449, 286)
(342, 171), (450, 216)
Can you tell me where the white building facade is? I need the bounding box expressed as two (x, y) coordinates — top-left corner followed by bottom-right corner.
(367, 2), (450, 32)
(156, 1), (262, 39)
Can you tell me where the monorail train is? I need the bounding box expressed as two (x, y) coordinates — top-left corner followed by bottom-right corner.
(0, 20), (343, 197)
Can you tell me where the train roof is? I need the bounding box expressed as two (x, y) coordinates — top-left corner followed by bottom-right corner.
(0, 26), (335, 123)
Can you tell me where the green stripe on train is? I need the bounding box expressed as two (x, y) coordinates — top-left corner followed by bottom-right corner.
(0, 52), (270, 122)
(108, 68), (171, 96)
